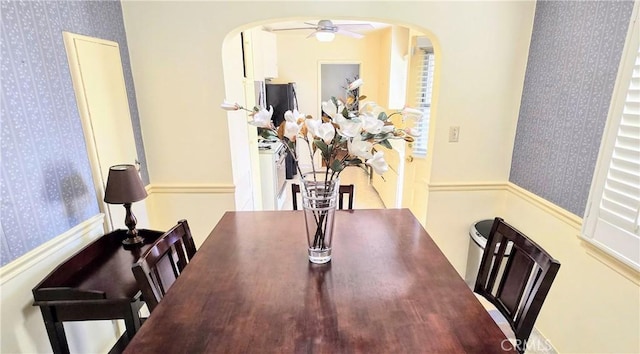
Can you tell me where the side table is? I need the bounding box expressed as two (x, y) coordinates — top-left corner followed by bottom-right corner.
(32, 228), (163, 354)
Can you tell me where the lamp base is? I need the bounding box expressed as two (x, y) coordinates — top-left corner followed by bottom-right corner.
(122, 235), (144, 246)
(121, 203), (144, 246)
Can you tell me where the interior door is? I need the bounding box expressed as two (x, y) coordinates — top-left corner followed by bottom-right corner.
(401, 38), (433, 225)
(401, 141), (429, 225)
(63, 32), (148, 232)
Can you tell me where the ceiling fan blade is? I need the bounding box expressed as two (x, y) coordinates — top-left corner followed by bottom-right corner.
(306, 30), (319, 39)
(336, 28), (364, 39)
(270, 26), (316, 32)
(304, 21), (319, 27)
(336, 23), (375, 30)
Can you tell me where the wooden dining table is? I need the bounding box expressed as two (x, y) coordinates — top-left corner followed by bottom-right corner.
(124, 209), (514, 353)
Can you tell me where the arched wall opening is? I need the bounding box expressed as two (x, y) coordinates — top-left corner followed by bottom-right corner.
(221, 17), (441, 218)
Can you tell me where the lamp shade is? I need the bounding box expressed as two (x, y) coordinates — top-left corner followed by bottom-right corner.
(104, 164), (148, 204)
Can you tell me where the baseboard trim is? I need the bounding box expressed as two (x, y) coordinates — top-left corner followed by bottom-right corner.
(147, 183), (235, 194)
(0, 213), (105, 284)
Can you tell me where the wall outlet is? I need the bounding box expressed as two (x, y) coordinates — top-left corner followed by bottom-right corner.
(449, 126), (460, 142)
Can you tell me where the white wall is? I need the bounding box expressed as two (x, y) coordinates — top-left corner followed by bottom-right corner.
(275, 30), (384, 124)
(502, 185), (640, 353)
(425, 186), (504, 273)
(0, 2), (552, 352)
(145, 189), (235, 247)
(2, 2), (629, 353)
(121, 2), (238, 241)
(425, 183), (640, 353)
(121, 1), (640, 354)
(121, 0), (534, 192)
(273, 29), (384, 169)
(121, 0), (535, 245)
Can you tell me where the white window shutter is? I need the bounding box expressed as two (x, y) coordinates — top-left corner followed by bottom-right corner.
(413, 50), (434, 157)
(583, 44), (640, 271)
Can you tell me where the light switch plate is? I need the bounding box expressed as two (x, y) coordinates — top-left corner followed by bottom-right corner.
(449, 126), (460, 142)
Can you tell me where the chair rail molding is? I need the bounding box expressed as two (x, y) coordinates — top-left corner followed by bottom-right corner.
(428, 181), (640, 286)
(506, 182), (582, 231)
(428, 181), (582, 230)
(428, 181), (508, 192)
(0, 213), (105, 284)
(146, 183), (235, 195)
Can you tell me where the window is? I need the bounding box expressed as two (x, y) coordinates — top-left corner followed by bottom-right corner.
(413, 49), (435, 157)
(582, 16), (640, 271)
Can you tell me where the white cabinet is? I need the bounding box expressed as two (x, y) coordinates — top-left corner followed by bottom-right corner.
(372, 167), (399, 208)
(243, 29), (278, 80)
(259, 141), (287, 210)
(371, 140), (405, 208)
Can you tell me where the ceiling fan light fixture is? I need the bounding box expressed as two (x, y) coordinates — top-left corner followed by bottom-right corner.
(315, 31), (335, 42)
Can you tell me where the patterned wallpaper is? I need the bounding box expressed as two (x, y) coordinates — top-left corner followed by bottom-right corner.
(509, 0), (634, 216)
(0, 0), (147, 266)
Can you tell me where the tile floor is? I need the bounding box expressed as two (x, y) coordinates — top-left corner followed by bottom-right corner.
(492, 311), (556, 354)
(478, 296), (556, 354)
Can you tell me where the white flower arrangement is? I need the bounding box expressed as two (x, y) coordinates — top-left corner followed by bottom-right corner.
(222, 79), (422, 182)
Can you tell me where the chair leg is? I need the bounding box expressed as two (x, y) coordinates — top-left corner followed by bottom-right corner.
(291, 184), (299, 210)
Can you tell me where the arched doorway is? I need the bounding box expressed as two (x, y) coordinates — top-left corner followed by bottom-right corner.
(221, 18), (438, 223)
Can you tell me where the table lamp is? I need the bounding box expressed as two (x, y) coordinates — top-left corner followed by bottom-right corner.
(104, 164), (148, 245)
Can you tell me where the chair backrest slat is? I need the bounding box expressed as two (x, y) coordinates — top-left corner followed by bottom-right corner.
(474, 217), (560, 354)
(132, 219), (197, 313)
(291, 183), (354, 210)
(486, 236), (509, 292)
(497, 249), (534, 316)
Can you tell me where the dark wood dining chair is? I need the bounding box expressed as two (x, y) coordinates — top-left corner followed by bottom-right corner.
(132, 219), (197, 313)
(291, 183), (354, 210)
(474, 217), (560, 354)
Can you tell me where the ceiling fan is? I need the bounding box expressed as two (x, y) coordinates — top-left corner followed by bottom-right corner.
(267, 20), (374, 41)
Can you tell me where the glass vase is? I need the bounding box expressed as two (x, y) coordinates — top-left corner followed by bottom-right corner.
(300, 172), (339, 264)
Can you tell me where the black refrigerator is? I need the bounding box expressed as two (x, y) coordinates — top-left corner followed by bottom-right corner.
(266, 83), (298, 179)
